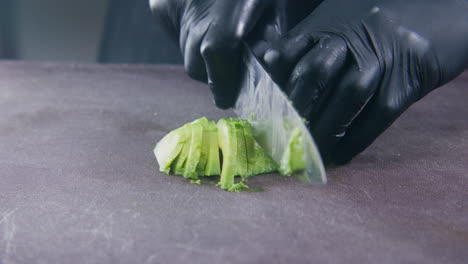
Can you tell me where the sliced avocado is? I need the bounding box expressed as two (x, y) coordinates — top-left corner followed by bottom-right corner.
(235, 120), (248, 178)
(217, 118), (276, 190)
(155, 117), (300, 192)
(217, 118), (248, 190)
(171, 125), (192, 175)
(196, 131), (209, 175)
(217, 119), (237, 190)
(189, 117), (210, 175)
(183, 122), (203, 179)
(279, 128), (305, 176)
(204, 121), (221, 176)
(154, 126), (188, 174)
(242, 121), (278, 176)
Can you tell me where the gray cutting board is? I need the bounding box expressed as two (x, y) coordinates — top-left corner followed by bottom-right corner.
(0, 61), (467, 264)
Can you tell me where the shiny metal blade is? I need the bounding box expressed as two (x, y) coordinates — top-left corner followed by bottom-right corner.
(234, 47), (326, 184)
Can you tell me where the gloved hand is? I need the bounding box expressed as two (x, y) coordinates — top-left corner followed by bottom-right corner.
(150, 0), (322, 108)
(263, 0), (468, 164)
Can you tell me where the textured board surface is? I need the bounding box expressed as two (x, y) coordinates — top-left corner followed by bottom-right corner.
(0, 61), (467, 264)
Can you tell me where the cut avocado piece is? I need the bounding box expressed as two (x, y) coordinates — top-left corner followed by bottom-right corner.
(235, 121), (249, 178)
(217, 118), (238, 190)
(183, 122), (203, 179)
(185, 117), (221, 177)
(153, 126), (188, 174)
(196, 131), (209, 175)
(204, 121), (221, 176)
(242, 121), (278, 176)
(217, 118), (248, 190)
(171, 125), (192, 176)
(189, 117), (210, 175)
(279, 128), (305, 176)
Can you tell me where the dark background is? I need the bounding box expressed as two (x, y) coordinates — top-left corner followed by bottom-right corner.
(0, 0), (183, 64)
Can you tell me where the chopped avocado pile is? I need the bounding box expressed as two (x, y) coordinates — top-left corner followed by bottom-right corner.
(156, 117), (220, 179)
(154, 117), (304, 192)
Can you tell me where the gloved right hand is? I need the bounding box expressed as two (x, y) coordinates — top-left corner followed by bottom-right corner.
(262, 0), (468, 164)
(150, 0), (322, 109)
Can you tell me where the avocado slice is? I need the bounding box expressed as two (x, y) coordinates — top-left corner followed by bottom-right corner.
(183, 122), (203, 179)
(189, 117), (210, 175)
(196, 132), (209, 175)
(217, 118), (248, 190)
(204, 121), (221, 176)
(235, 120), (249, 178)
(242, 121), (278, 176)
(170, 124), (192, 176)
(279, 128), (305, 176)
(217, 118), (237, 189)
(153, 126), (188, 174)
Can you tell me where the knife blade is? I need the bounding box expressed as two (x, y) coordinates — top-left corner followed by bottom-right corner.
(234, 46), (326, 184)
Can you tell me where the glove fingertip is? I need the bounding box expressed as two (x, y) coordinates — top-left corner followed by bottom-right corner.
(213, 97), (234, 109)
(210, 84), (235, 109)
(263, 48), (281, 67)
(263, 48), (289, 85)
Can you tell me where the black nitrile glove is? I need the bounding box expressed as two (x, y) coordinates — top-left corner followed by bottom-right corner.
(263, 0), (468, 164)
(150, 0), (322, 108)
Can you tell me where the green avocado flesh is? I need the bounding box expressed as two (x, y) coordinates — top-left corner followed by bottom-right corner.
(171, 125), (191, 176)
(217, 118), (248, 190)
(202, 120), (220, 176)
(279, 128), (306, 176)
(242, 121), (278, 176)
(183, 122), (203, 179)
(154, 117), (303, 192)
(154, 126), (188, 174)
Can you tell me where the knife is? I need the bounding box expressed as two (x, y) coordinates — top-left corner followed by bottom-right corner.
(233, 45), (327, 185)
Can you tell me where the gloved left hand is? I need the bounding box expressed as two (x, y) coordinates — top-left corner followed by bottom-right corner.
(263, 0), (468, 164)
(150, 0), (287, 108)
(150, 0), (323, 108)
